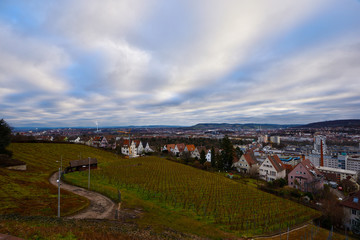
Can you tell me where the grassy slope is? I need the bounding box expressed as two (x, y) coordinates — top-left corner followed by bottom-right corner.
(0, 143), (94, 216)
(1, 143), (350, 240)
(63, 155), (319, 237)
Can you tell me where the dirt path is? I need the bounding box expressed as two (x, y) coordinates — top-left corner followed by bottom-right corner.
(49, 172), (116, 219)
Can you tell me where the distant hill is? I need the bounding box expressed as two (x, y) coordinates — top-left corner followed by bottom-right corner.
(298, 119), (360, 129)
(188, 123), (298, 130)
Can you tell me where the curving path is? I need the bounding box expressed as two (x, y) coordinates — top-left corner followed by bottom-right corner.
(49, 172), (116, 219)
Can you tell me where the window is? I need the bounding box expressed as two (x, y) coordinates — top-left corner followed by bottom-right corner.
(290, 182), (293, 185)
(291, 176), (293, 179)
(352, 209), (357, 215)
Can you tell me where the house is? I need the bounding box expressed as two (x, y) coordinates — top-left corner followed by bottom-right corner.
(68, 136), (80, 143)
(259, 155), (286, 181)
(185, 144), (196, 152)
(232, 152), (258, 174)
(163, 144), (176, 153)
(192, 148), (200, 159)
(65, 158), (97, 173)
(85, 137), (93, 146)
(184, 144), (200, 158)
(341, 190), (360, 232)
(130, 140), (143, 155)
(144, 142), (154, 153)
(100, 136), (108, 148)
(206, 149), (212, 162)
(121, 140), (140, 157)
(288, 159), (324, 193)
(175, 143), (186, 156)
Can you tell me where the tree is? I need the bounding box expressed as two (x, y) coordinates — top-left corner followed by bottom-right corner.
(200, 149), (206, 165)
(341, 178), (357, 193)
(210, 147), (216, 168)
(0, 119), (12, 156)
(215, 152), (223, 170)
(235, 147), (243, 159)
(220, 136), (234, 170)
(181, 151), (191, 164)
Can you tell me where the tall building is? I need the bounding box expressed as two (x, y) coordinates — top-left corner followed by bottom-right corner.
(313, 135), (327, 155)
(270, 136), (281, 145)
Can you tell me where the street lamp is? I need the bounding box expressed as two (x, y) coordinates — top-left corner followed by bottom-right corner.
(88, 157), (90, 190)
(57, 167), (61, 218)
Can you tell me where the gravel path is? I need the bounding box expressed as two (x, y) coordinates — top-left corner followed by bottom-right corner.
(49, 172), (116, 219)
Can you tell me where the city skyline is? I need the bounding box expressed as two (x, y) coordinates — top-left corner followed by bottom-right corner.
(1, 0), (360, 127)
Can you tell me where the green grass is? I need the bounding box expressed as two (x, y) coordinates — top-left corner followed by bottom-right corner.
(0, 143), (109, 216)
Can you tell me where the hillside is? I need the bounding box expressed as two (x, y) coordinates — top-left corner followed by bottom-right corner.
(188, 123), (298, 130)
(64, 153), (319, 236)
(2, 143), (320, 239)
(298, 119), (360, 129)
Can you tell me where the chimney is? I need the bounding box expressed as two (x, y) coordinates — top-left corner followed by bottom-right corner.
(320, 139), (324, 167)
(302, 155), (305, 162)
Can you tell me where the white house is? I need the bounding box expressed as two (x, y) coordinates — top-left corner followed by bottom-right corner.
(137, 141), (144, 155)
(259, 155), (286, 181)
(144, 142), (154, 153)
(206, 150), (211, 162)
(232, 152), (258, 174)
(121, 139), (138, 157)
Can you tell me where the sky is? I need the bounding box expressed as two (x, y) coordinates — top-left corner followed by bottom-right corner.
(1, 0), (360, 127)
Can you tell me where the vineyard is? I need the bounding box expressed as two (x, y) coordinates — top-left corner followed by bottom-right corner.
(64, 155), (320, 236)
(3, 143), (321, 238)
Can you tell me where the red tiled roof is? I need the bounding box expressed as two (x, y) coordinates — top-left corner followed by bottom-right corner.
(186, 144), (196, 152)
(133, 140), (141, 147)
(243, 152), (257, 166)
(302, 159), (322, 176)
(267, 155), (285, 173)
(341, 191), (360, 210)
(176, 143), (186, 152)
(283, 164), (294, 172)
(166, 144), (176, 152)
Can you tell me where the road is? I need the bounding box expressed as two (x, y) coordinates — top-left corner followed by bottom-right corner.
(49, 171), (116, 219)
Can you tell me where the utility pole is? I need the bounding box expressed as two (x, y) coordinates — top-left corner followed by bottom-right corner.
(88, 157), (90, 190)
(60, 155), (63, 172)
(57, 167), (61, 218)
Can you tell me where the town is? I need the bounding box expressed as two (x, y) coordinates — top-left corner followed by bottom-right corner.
(8, 120), (360, 236)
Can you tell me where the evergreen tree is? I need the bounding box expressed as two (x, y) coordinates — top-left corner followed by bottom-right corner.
(235, 146), (243, 159)
(220, 136), (234, 170)
(210, 147), (216, 168)
(200, 149), (206, 165)
(0, 119), (12, 156)
(215, 152), (223, 170)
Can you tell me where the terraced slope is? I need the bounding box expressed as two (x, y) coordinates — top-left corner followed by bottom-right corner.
(64, 155), (320, 236)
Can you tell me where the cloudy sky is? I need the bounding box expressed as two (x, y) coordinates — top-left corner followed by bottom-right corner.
(1, 0), (360, 127)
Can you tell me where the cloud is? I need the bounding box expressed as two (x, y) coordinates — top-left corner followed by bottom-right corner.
(1, 0), (360, 126)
